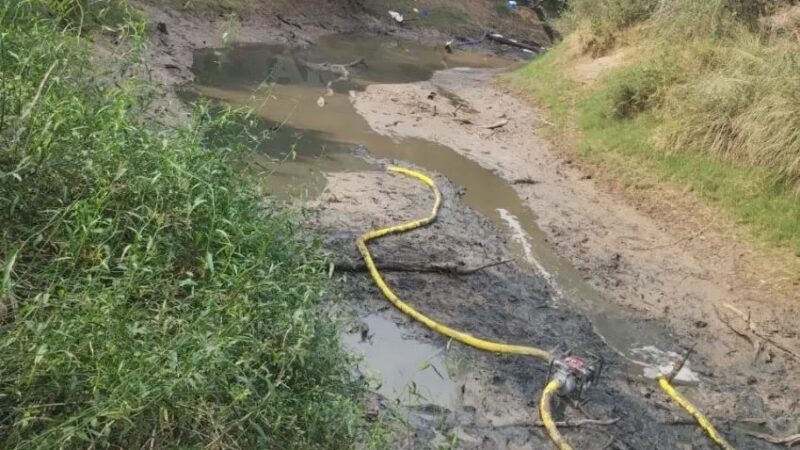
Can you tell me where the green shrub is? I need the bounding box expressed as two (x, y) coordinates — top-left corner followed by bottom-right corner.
(0, 1), (368, 448)
(563, 0), (657, 45)
(601, 56), (678, 119)
(659, 38), (800, 190)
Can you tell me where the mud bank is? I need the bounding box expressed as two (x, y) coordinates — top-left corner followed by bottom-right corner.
(307, 167), (748, 449)
(130, 1), (798, 445)
(352, 68), (800, 446)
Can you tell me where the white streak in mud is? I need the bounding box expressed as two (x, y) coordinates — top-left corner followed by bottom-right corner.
(630, 346), (700, 383)
(497, 208), (560, 297)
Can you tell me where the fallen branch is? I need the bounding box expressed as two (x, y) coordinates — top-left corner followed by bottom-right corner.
(720, 303), (800, 362)
(744, 431), (800, 447)
(532, 418), (620, 428)
(334, 258), (513, 276)
(478, 119), (509, 130)
(276, 14), (302, 29)
(664, 344), (695, 382)
(714, 306), (764, 361)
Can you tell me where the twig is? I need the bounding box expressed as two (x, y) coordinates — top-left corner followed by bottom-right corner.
(276, 14), (302, 29)
(19, 60), (58, 124)
(459, 258), (515, 274)
(512, 177), (539, 185)
(334, 258), (514, 276)
(478, 119), (509, 129)
(721, 303), (800, 361)
(714, 306), (763, 361)
(744, 431), (800, 447)
(665, 344), (695, 382)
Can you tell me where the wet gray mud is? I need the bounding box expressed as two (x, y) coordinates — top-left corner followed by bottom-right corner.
(188, 36), (778, 449)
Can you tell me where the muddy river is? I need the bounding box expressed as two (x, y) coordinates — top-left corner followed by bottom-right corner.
(189, 35), (701, 409)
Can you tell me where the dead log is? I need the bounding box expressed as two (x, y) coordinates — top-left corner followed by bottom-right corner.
(334, 258), (513, 276)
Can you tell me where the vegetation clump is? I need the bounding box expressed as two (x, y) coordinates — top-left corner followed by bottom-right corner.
(509, 0), (800, 252)
(0, 1), (368, 448)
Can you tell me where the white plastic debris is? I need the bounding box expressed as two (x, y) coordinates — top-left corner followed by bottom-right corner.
(388, 10), (404, 23)
(316, 96), (326, 108)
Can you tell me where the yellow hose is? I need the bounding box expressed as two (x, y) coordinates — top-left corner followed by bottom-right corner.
(540, 379), (574, 450)
(657, 374), (736, 450)
(355, 166), (553, 362)
(357, 166), (737, 450)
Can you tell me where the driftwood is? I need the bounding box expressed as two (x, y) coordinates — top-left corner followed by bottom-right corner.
(297, 58), (366, 81)
(335, 258), (513, 276)
(455, 118), (509, 129)
(487, 33), (541, 52)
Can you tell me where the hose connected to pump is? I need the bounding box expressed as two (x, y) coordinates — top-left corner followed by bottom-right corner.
(356, 166), (566, 448)
(355, 166), (736, 450)
(657, 374), (736, 450)
(540, 379), (574, 450)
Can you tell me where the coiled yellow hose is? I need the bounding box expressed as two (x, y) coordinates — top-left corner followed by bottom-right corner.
(657, 374), (736, 450)
(355, 166), (553, 362)
(540, 379), (574, 450)
(355, 166), (739, 450)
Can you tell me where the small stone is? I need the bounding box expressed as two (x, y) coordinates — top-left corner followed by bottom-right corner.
(694, 320), (708, 328)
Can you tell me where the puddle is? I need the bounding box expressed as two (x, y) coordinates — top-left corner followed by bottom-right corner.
(343, 315), (464, 409)
(246, 123), (377, 200)
(631, 346), (700, 383)
(190, 35), (694, 396)
(192, 35), (511, 93)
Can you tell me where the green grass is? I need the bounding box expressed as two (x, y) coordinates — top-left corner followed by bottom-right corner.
(0, 1), (372, 448)
(503, 45), (578, 125)
(506, 38), (800, 256)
